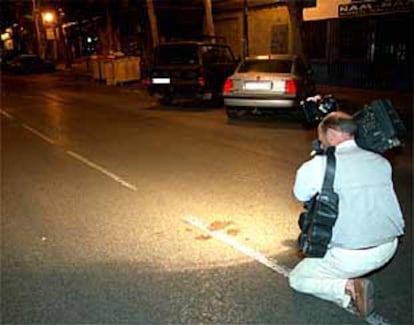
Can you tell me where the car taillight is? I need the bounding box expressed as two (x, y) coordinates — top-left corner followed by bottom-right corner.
(197, 76), (206, 87)
(285, 79), (297, 95)
(143, 78), (152, 87)
(223, 78), (233, 94)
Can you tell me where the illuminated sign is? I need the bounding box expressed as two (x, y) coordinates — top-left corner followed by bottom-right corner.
(338, 0), (414, 17)
(46, 27), (56, 40)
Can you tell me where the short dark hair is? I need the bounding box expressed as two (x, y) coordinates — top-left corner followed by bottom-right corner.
(319, 111), (358, 135)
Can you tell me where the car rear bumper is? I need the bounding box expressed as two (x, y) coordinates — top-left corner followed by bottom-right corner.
(149, 83), (205, 95)
(148, 83), (219, 101)
(223, 96), (299, 109)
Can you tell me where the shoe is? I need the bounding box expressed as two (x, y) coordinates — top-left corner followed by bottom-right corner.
(354, 278), (375, 318)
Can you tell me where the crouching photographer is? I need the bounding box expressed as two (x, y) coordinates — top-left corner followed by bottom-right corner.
(289, 111), (405, 318)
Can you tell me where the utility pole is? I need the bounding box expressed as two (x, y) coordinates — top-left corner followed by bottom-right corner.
(15, 0), (24, 52)
(32, 0), (43, 57)
(286, 0), (306, 64)
(203, 0), (215, 37)
(105, 0), (114, 53)
(146, 0), (159, 48)
(58, 9), (71, 69)
(243, 0), (249, 58)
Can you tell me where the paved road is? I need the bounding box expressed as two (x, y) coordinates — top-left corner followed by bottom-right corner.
(1, 71), (412, 324)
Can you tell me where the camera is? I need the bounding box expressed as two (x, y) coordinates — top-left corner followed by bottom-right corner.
(301, 94), (338, 124)
(303, 96), (406, 154)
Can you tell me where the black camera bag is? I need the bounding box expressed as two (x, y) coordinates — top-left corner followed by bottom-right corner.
(353, 99), (406, 154)
(298, 147), (338, 258)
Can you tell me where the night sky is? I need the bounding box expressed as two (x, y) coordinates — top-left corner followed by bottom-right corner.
(0, 0), (206, 38)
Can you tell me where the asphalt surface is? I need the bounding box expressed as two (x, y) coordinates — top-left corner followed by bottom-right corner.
(1, 69), (412, 324)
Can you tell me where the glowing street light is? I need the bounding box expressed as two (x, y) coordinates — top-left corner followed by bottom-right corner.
(42, 11), (56, 25)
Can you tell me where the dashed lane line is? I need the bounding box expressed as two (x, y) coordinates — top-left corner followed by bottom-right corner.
(66, 150), (137, 191)
(22, 123), (55, 144)
(0, 109), (15, 120)
(2, 109), (137, 192)
(184, 215), (391, 325)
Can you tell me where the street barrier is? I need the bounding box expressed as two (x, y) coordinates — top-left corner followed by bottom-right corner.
(103, 59), (114, 85)
(112, 56), (141, 85)
(90, 56), (102, 80)
(89, 55), (141, 85)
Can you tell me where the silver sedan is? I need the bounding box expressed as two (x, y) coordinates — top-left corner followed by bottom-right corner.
(223, 54), (315, 119)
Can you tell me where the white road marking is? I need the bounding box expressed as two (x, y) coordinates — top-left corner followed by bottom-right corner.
(22, 124), (55, 144)
(184, 215), (290, 277)
(66, 150), (137, 191)
(0, 109), (14, 120)
(14, 118), (137, 192)
(184, 215), (390, 325)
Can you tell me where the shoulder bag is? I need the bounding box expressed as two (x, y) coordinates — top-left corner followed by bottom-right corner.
(298, 146), (339, 258)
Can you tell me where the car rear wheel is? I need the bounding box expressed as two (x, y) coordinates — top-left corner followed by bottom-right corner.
(159, 95), (173, 106)
(226, 107), (245, 119)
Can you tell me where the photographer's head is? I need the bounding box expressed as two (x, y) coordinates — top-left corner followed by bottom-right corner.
(318, 111), (357, 148)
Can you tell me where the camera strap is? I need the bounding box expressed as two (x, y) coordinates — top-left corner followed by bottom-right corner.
(322, 147), (336, 192)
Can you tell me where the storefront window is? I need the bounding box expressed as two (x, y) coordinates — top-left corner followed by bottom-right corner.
(303, 20), (326, 59)
(339, 18), (370, 60)
(375, 15), (411, 64)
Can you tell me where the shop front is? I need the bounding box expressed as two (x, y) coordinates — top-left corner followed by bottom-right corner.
(303, 0), (413, 90)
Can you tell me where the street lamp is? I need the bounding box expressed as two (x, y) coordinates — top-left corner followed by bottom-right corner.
(42, 11), (58, 60)
(32, 0), (44, 57)
(42, 11), (56, 25)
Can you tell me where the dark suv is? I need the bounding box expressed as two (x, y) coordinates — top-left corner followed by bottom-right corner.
(144, 37), (238, 105)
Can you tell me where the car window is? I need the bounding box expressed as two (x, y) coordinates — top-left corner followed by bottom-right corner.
(32, 58), (43, 64)
(238, 59), (293, 73)
(201, 45), (234, 64)
(19, 57), (30, 63)
(155, 45), (199, 65)
(20, 56), (41, 64)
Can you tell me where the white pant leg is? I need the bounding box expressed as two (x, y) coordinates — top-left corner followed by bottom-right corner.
(289, 239), (398, 308)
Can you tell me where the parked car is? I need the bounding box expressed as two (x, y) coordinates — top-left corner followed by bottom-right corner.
(143, 36), (239, 105)
(222, 54), (315, 119)
(5, 54), (56, 74)
(1, 50), (19, 70)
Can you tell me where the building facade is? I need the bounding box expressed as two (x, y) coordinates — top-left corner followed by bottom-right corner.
(212, 1), (298, 58)
(212, 0), (413, 91)
(303, 0), (413, 90)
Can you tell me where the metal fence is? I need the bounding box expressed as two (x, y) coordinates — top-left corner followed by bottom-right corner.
(310, 61), (412, 91)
